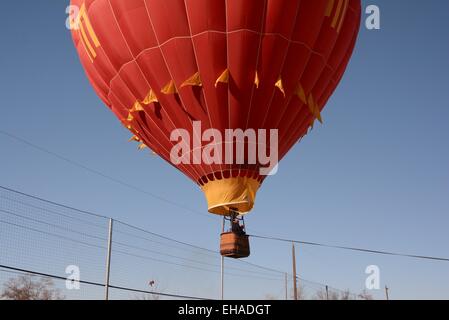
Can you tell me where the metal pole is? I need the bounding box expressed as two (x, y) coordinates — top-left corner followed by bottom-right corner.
(292, 242), (298, 300)
(285, 273), (288, 300)
(385, 286), (389, 300)
(221, 256), (224, 300)
(104, 218), (113, 300)
(325, 285), (329, 300)
(220, 218), (225, 300)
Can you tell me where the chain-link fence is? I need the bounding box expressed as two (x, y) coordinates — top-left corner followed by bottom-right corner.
(0, 186), (369, 300)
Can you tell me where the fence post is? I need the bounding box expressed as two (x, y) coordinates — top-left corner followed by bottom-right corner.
(285, 273), (288, 300)
(220, 218), (224, 300)
(292, 242), (298, 300)
(104, 218), (113, 300)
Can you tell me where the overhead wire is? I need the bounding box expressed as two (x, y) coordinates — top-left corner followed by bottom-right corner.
(3, 132), (448, 263)
(0, 264), (210, 300)
(2, 183), (448, 301)
(0, 185), (286, 277)
(249, 234), (449, 262)
(0, 212), (283, 281)
(0, 131), (211, 219)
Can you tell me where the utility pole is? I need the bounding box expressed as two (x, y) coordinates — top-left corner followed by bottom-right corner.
(104, 218), (113, 300)
(385, 285), (389, 300)
(285, 273), (288, 300)
(292, 242), (298, 300)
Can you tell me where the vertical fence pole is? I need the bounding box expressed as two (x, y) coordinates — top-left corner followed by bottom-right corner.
(385, 286), (389, 300)
(325, 285), (329, 300)
(221, 256), (224, 300)
(220, 218), (225, 300)
(285, 273), (288, 300)
(292, 242), (298, 300)
(104, 218), (113, 300)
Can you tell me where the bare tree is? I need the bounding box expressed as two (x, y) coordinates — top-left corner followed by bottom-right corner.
(313, 288), (344, 300)
(289, 285), (306, 300)
(1, 275), (64, 300)
(358, 290), (374, 300)
(340, 289), (355, 300)
(134, 293), (161, 300)
(313, 288), (374, 300)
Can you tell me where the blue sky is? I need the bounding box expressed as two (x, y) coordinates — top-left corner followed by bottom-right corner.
(0, 0), (448, 299)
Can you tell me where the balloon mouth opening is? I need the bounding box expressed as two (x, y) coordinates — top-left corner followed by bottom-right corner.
(201, 176), (261, 216)
(208, 201), (253, 216)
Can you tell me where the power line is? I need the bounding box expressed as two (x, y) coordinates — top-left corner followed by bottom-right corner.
(0, 209), (284, 280)
(0, 188), (218, 259)
(249, 234), (449, 263)
(0, 185), (108, 220)
(0, 130), (211, 219)
(0, 194), (107, 230)
(0, 219), (107, 251)
(0, 208), (108, 242)
(0, 186), (362, 295)
(3, 132), (448, 263)
(0, 185), (342, 281)
(0, 265), (210, 300)
(0, 185), (287, 277)
(2, 184), (439, 299)
(0, 214), (280, 279)
(0, 218), (282, 282)
(0, 184), (217, 255)
(3, 182), (448, 285)
(113, 228), (218, 259)
(112, 240), (284, 278)
(115, 225), (287, 277)
(113, 225), (289, 277)
(116, 220), (218, 255)
(0, 265), (352, 300)
(112, 249), (284, 282)
(236, 259), (288, 276)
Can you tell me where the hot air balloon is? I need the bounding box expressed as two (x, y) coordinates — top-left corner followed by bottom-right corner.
(70, 0), (361, 258)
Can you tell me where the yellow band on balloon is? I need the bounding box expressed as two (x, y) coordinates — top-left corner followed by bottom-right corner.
(201, 177), (261, 216)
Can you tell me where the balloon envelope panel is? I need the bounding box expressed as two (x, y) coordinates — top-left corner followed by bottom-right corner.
(70, 0), (361, 214)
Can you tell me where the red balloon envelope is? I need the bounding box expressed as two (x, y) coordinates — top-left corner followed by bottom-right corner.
(70, 0), (361, 215)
